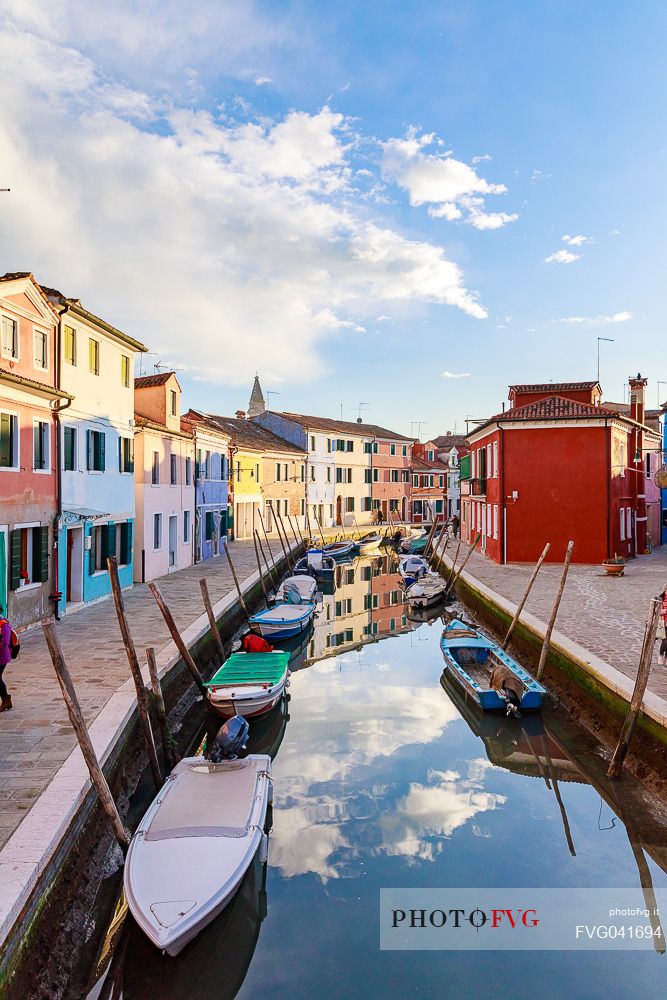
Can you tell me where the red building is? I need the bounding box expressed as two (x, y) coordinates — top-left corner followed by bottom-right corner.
(0, 273), (72, 626)
(460, 378), (662, 564)
(410, 440), (448, 523)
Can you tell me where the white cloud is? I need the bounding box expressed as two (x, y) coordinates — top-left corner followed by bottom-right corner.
(442, 371), (471, 379)
(254, 75), (272, 86)
(472, 153), (492, 164)
(544, 249), (581, 264)
(559, 311), (632, 325)
(531, 168), (551, 182)
(382, 129), (517, 231)
(561, 233), (592, 246)
(0, 13), (488, 385)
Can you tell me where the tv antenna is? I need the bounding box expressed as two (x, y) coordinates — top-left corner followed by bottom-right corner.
(356, 402), (369, 421)
(411, 419), (428, 440)
(266, 390), (280, 409)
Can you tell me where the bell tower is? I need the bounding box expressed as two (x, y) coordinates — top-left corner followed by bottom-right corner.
(248, 375), (265, 418)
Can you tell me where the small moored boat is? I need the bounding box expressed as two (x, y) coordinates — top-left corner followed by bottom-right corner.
(400, 534), (428, 554)
(124, 754), (272, 956)
(275, 574), (318, 604)
(356, 532), (382, 555)
(440, 618), (546, 714)
(405, 576), (447, 608)
(294, 550), (336, 581)
(205, 652), (291, 718)
(398, 555), (430, 583)
(323, 540), (357, 560)
(248, 601), (315, 640)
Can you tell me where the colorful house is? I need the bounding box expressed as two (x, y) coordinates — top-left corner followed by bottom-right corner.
(460, 378), (662, 564)
(369, 432), (413, 522)
(662, 403), (667, 546)
(410, 440), (448, 523)
(181, 410), (230, 561)
(200, 412), (307, 540)
(0, 273), (70, 627)
(433, 433), (468, 519)
(41, 286), (146, 612)
(134, 373), (195, 582)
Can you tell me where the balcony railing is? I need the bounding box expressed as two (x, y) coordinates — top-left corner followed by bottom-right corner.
(470, 477), (487, 496)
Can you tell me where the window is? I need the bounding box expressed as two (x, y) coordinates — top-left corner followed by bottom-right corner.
(119, 436), (134, 473)
(364, 468), (372, 483)
(10, 525), (49, 587)
(117, 522), (132, 565)
(413, 499), (423, 516)
(345, 497), (355, 512)
(362, 496), (372, 511)
(620, 507), (625, 541)
(390, 470), (399, 483)
(346, 440), (354, 452)
(390, 618), (396, 631)
(33, 420), (50, 471)
(34, 330), (48, 370)
(439, 475), (445, 488)
(185, 457), (192, 485)
(626, 507), (632, 540)
(427, 449), (434, 462)
(300, 499), (305, 516)
(255, 462), (260, 481)
(64, 325), (76, 365)
(402, 445), (408, 457)
(310, 464), (316, 481)
(153, 513), (162, 549)
(89, 338), (99, 375)
(205, 511), (214, 541)
(121, 354), (130, 387)
(435, 499), (443, 514)
(329, 504), (334, 519)
(492, 441), (498, 478)
(347, 467), (352, 483)
(63, 426), (77, 471)
(184, 509), (191, 543)
(327, 438), (332, 452)
(372, 442), (378, 454)
(276, 462), (282, 482)
(0, 412), (19, 469)
(327, 466), (332, 482)
(364, 442), (372, 454)
(412, 474), (419, 487)
(300, 464), (305, 482)
(390, 589), (400, 605)
(151, 451), (160, 484)
(92, 523), (116, 572)
(345, 568), (355, 584)
(390, 444), (396, 456)
(170, 390), (177, 416)
(373, 468), (379, 483)
(170, 453), (177, 485)
(646, 453), (651, 478)
(429, 475), (435, 488)
(401, 470), (409, 482)
(493, 504), (499, 540)
(487, 504), (492, 537)
(335, 467), (343, 483)
(1, 315), (18, 359)
(310, 435), (316, 451)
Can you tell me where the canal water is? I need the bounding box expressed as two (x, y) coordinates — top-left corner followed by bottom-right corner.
(77, 554), (667, 1000)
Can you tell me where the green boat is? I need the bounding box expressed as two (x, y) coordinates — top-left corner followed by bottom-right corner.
(205, 652), (290, 719)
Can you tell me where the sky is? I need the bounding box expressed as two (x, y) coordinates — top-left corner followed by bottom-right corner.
(1, 0), (666, 437)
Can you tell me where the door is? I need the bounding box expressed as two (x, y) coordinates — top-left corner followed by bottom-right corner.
(0, 527), (6, 613)
(66, 529), (74, 603)
(336, 495), (342, 526)
(66, 527), (84, 604)
(168, 515), (178, 569)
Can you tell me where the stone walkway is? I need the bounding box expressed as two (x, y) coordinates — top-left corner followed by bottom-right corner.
(0, 541), (263, 850)
(448, 543), (667, 701)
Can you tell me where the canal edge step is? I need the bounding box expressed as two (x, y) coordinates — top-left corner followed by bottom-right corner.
(0, 541), (303, 969)
(433, 549), (667, 741)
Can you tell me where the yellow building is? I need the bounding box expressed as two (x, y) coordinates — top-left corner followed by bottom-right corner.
(202, 412), (306, 540)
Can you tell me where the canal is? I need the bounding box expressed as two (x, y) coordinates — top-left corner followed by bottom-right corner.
(71, 554), (667, 999)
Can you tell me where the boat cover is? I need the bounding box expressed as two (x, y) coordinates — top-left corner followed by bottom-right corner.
(250, 604), (312, 624)
(144, 759), (265, 841)
(205, 652), (290, 689)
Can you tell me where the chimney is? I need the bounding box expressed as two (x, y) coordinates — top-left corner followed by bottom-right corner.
(236, 409), (246, 420)
(628, 372), (647, 426)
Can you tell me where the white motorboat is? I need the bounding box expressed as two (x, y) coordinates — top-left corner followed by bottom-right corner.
(248, 601), (315, 640)
(405, 576), (448, 608)
(124, 755), (272, 956)
(398, 555), (430, 581)
(275, 574), (318, 604)
(356, 532), (382, 555)
(294, 550), (336, 580)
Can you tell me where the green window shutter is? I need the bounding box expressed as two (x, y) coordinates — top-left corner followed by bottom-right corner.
(87, 430), (93, 470)
(99, 432), (106, 471)
(119, 522), (132, 564)
(0, 413), (11, 467)
(10, 529), (21, 590)
(33, 526), (49, 584)
(118, 437), (122, 472)
(101, 522), (116, 564)
(128, 439), (134, 474)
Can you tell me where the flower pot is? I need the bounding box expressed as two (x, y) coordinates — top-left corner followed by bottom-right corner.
(602, 561), (624, 577)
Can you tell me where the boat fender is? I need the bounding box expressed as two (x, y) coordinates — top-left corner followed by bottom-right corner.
(259, 831), (269, 863)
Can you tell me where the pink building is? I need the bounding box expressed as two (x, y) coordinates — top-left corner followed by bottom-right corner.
(0, 273), (72, 626)
(134, 373), (195, 581)
(371, 433), (412, 522)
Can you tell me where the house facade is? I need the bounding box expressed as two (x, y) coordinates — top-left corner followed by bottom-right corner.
(410, 440), (448, 523)
(181, 411), (230, 562)
(42, 287), (146, 613)
(460, 378), (662, 564)
(134, 373), (195, 582)
(434, 433), (468, 519)
(370, 434), (413, 522)
(0, 273), (70, 627)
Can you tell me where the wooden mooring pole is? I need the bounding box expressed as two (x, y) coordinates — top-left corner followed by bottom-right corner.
(145, 646), (180, 771)
(275, 510), (294, 571)
(222, 543), (250, 617)
(608, 596), (661, 778)
(535, 540), (574, 682)
(502, 542), (551, 650)
(148, 582), (207, 696)
(256, 529), (278, 589)
(314, 514), (326, 548)
(198, 578), (225, 660)
(447, 532), (481, 594)
(257, 507), (279, 576)
(107, 557), (162, 790)
(445, 538), (462, 589)
(252, 530), (271, 605)
(42, 621), (129, 851)
(423, 518), (439, 557)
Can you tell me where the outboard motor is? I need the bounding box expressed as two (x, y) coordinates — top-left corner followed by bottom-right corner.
(207, 715), (250, 762)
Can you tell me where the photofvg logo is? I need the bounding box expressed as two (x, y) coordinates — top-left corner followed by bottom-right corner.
(380, 889), (667, 951)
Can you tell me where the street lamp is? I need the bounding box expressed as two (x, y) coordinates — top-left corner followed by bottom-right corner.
(596, 337), (614, 383)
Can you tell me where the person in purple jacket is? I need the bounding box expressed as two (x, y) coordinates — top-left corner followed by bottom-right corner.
(0, 606), (13, 711)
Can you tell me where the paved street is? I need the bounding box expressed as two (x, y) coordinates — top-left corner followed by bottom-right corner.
(446, 541), (667, 701)
(0, 541), (265, 849)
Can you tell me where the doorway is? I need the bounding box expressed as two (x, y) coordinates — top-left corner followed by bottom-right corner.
(66, 527), (84, 604)
(168, 515), (178, 569)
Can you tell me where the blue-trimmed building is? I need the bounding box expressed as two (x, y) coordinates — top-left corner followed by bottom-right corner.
(181, 410), (230, 561)
(42, 287), (146, 614)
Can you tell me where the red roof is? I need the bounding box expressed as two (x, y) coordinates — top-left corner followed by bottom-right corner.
(509, 381), (600, 394)
(135, 372), (176, 388)
(472, 395), (619, 434)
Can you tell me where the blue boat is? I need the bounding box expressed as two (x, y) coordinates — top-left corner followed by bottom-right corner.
(248, 602), (315, 641)
(440, 618), (546, 712)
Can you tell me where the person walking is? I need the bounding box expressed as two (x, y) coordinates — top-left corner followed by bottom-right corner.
(0, 607), (15, 711)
